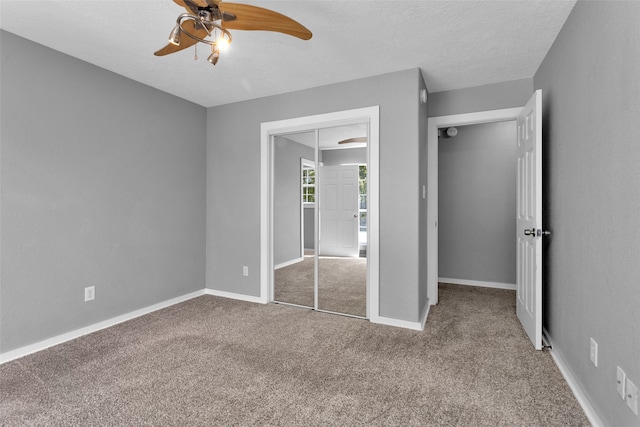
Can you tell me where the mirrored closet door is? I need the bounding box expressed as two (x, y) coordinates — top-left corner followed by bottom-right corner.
(317, 125), (367, 317)
(273, 131), (316, 309)
(272, 124), (368, 318)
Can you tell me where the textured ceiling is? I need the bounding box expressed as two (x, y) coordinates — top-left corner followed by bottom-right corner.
(0, 0), (576, 108)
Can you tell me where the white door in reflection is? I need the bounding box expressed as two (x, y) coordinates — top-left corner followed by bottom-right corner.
(319, 164), (359, 258)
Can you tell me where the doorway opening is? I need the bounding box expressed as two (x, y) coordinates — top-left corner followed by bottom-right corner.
(437, 121), (518, 291)
(427, 91), (543, 350)
(260, 106), (380, 320)
(427, 107), (522, 305)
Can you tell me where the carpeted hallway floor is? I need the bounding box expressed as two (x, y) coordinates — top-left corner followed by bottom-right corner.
(0, 283), (589, 426)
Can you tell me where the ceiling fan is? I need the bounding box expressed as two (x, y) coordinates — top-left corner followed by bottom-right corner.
(338, 137), (368, 145)
(155, 0), (312, 66)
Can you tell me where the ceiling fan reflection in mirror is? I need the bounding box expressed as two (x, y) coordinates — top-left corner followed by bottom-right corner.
(155, 0), (312, 66)
(338, 137), (368, 145)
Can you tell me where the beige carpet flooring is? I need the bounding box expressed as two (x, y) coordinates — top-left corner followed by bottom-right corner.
(274, 255), (366, 317)
(0, 284), (589, 426)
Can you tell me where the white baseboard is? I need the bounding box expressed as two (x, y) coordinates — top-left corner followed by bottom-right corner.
(274, 256), (304, 270)
(371, 305), (429, 332)
(439, 277), (516, 291)
(543, 328), (605, 427)
(205, 288), (268, 304)
(0, 289), (206, 365)
(420, 302), (430, 329)
(1, 286), (430, 364)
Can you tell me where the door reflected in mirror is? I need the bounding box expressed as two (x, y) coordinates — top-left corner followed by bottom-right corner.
(317, 125), (367, 317)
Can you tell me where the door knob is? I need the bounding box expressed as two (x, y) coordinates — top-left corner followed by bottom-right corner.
(524, 228), (552, 237)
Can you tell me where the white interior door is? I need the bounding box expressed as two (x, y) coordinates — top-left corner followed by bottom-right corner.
(516, 90), (543, 350)
(319, 164), (359, 257)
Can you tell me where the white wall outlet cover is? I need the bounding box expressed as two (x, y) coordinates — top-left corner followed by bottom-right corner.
(617, 366), (626, 400)
(242, 266), (249, 277)
(589, 337), (598, 367)
(84, 286), (95, 302)
(626, 378), (638, 415)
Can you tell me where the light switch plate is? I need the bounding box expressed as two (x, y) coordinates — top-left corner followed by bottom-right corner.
(626, 378), (638, 416)
(617, 366), (626, 400)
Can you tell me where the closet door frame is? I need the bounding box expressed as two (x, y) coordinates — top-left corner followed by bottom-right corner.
(261, 106), (380, 321)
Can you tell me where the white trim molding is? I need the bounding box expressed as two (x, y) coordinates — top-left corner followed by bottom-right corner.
(439, 277), (516, 291)
(0, 289), (205, 365)
(543, 328), (605, 427)
(205, 288), (268, 304)
(371, 305), (429, 332)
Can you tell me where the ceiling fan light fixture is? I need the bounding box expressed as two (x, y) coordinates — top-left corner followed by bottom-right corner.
(216, 35), (230, 52)
(168, 24), (181, 46)
(207, 48), (220, 66)
(155, 2), (311, 66)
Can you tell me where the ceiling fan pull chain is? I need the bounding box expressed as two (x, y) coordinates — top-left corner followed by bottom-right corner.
(194, 43), (198, 61)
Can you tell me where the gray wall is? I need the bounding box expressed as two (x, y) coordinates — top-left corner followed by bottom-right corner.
(534, 2), (640, 426)
(438, 122), (517, 284)
(273, 136), (314, 265)
(321, 147), (366, 166)
(428, 78), (533, 117)
(207, 68), (426, 322)
(0, 31), (207, 352)
(304, 207), (314, 250)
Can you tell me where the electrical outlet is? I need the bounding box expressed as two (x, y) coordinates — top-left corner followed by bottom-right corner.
(590, 338), (598, 367)
(242, 266), (249, 277)
(84, 286), (95, 302)
(626, 378), (638, 416)
(617, 366), (627, 400)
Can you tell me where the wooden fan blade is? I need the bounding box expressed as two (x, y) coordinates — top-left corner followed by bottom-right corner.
(172, 0), (205, 14)
(338, 137), (368, 145)
(218, 3), (312, 40)
(153, 20), (209, 56)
